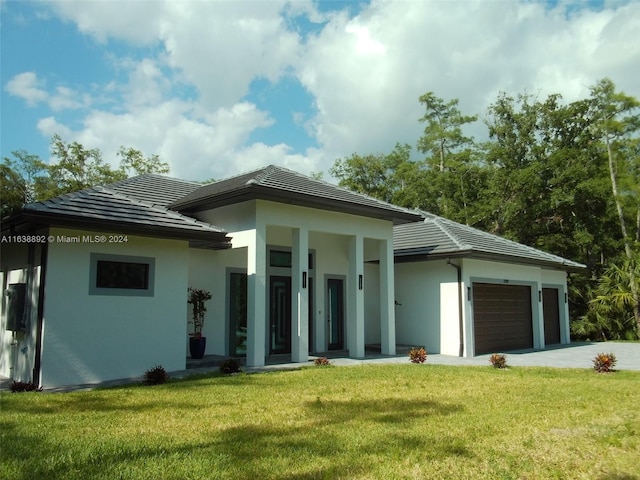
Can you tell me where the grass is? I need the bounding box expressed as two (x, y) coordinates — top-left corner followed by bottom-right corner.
(1, 364), (639, 480)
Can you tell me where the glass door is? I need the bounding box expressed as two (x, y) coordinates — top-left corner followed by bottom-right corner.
(229, 272), (248, 356)
(270, 276), (291, 354)
(327, 278), (344, 350)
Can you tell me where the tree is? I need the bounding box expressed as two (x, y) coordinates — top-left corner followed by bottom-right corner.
(2, 135), (170, 216)
(572, 254), (640, 340)
(117, 146), (169, 177)
(586, 78), (640, 333)
(330, 143), (421, 206)
(417, 92), (478, 220)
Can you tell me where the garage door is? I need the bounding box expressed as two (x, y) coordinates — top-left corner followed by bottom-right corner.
(542, 288), (561, 345)
(473, 283), (533, 355)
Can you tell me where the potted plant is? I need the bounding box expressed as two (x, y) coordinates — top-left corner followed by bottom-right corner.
(188, 287), (212, 359)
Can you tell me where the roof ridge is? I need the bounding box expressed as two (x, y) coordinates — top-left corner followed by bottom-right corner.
(424, 212), (584, 267)
(429, 215), (472, 251)
(106, 173), (202, 189)
(93, 186), (219, 229)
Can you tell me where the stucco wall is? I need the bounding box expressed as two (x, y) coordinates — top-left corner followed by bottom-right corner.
(190, 199), (395, 357)
(394, 260), (456, 354)
(40, 228), (189, 388)
(394, 257), (571, 357)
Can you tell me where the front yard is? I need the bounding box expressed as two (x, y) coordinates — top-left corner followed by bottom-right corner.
(1, 364), (638, 479)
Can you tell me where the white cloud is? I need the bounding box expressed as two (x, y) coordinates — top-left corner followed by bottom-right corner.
(6, 72), (48, 106)
(17, 0), (640, 183)
(6, 72), (91, 111)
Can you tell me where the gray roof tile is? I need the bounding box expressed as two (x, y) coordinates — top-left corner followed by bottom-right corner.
(394, 212), (585, 271)
(171, 165), (423, 224)
(22, 183), (229, 245)
(108, 174), (202, 207)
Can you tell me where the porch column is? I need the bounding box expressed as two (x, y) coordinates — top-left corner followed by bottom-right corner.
(347, 234), (365, 358)
(379, 238), (396, 355)
(291, 228), (309, 363)
(246, 225), (267, 367)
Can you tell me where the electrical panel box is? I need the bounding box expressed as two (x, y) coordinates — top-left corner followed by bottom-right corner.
(6, 283), (27, 332)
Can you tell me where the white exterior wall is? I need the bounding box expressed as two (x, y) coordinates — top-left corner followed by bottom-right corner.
(394, 260), (458, 355)
(192, 200), (396, 361)
(394, 257), (571, 358)
(40, 228), (189, 388)
(0, 242), (43, 382)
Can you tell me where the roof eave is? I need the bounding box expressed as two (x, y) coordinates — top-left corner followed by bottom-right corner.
(394, 247), (586, 272)
(174, 185), (422, 224)
(10, 211), (231, 248)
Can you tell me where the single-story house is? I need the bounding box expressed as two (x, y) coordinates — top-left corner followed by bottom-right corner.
(1, 166), (585, 388)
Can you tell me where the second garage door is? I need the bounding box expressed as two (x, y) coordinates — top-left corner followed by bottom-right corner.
(473, 283), (533, 355)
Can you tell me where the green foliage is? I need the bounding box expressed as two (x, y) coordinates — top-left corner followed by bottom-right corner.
(219, 358), (242, 374)
(313, 357), (332, 366)
(2, 134), (170, 216)
(408, 346), (427, 364)
(572, 255), (640, 340)
(9, 381), (42, 393)
(331, 80), (640, 338)
(187, 287), (212, 337)
(489, 353), (508, 369)
(592, 352), (617, 373)
(143, 365), (168, 385)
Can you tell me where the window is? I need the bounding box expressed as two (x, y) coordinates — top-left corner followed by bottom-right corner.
(270, 250), (292, 268)
(89, 253), (155, 296)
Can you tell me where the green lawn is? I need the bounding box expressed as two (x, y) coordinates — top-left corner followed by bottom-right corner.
(1, 364), (639, 479)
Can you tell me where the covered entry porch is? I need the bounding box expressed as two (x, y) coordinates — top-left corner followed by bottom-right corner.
(227, 219), (396, 367)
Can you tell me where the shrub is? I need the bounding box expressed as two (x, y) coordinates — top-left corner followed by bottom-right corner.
(489, 353), (508, 369)
(144, 365), (169, 385)
(408, 347), (427, 364)
(10, 381), (42, 393)
(220, 358), (242, 374)
(592, 352), (617, 373)
(313, 357), (332, 366)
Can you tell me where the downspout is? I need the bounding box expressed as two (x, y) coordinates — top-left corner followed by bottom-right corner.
(32, 241), (48, 387)
(447, 258), (464, 357)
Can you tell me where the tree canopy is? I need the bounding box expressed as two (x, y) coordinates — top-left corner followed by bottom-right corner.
(331, 78), (640, 340)
(1, 135), (169, 218)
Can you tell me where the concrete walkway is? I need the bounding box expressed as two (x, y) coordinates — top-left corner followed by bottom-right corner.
(2, 342), (639, 393)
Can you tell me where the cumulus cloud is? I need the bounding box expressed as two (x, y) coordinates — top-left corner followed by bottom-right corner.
(6, 72), (91, 111)
(11, 0), (640, 182)
(6, 72), (48, 106)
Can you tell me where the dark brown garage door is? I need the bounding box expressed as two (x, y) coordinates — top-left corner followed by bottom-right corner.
(473, 283), (533, 355)
(543, 288), (561, 345)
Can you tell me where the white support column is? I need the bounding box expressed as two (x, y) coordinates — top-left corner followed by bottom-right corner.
(379, 238), (396, 355)
(246, 225), (267, 367)
(347, 234), (365, 358)
(291, 228), (309, 363)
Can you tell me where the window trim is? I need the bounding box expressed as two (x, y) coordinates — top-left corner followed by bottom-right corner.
(89, 253), (155, 297)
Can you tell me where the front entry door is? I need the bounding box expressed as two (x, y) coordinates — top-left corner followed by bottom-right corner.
(327, 278), (344, 350)
(270, 276), (291, 354)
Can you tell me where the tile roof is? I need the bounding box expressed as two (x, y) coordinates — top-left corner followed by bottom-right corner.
(107, 174), (202, 207)
(171, 165), (423, 224)
(394, 212), (586, 271)
(18, 182), (230, 247)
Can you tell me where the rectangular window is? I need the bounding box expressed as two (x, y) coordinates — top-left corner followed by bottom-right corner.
(90, 253), (155, 296)
(269, 250), (292, 268)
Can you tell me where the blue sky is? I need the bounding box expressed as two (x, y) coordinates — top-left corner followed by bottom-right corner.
(2, 0), (639, 182)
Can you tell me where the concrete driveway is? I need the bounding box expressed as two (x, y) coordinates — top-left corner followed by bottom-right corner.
(2, 341), (638, 393)
(339, 341), (640, 371)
